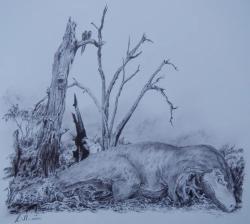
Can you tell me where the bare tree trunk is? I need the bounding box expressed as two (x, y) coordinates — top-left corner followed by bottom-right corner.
(35, 18), (99, 176)
(36, 19), (78, 176)
(36, 18), (99, 176)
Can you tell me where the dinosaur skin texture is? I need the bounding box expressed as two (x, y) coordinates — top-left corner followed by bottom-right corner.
(56, 142), (236, 212)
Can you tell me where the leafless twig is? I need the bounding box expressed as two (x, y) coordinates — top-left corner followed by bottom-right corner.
(149, 85), (177, 125)
(77, 38), (101, 49)
(109, 61), (140, 133)
(70, 78), (109, 135)
(112, 59), (177, 145)
(105, 34), (153, 106)
(70, 78), (101, 112)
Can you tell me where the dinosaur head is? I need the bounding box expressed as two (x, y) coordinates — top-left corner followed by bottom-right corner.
(201, 168), (236, 212)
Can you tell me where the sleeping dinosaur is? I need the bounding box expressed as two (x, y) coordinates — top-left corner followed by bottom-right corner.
(8, 142), (236, 212)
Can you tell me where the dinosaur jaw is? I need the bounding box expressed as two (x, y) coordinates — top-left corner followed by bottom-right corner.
(201, 170), (236, 212)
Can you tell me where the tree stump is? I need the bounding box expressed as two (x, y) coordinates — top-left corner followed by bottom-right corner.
(72, 94), (89, 162)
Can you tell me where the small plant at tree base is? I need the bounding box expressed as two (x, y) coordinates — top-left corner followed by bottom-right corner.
(3, 104), (33, 146)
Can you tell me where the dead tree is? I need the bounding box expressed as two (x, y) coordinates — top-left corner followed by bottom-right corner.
(35, 18), (100, 176)
(72, 7), (178, 150)
(72, 94), (89, 162)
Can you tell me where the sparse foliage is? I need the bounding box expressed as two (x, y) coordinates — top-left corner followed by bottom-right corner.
(3, 104), (43, 145)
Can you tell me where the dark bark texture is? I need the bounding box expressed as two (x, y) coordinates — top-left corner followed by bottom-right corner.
(37, 19), (78, 176)
(72, 94), (89, 162)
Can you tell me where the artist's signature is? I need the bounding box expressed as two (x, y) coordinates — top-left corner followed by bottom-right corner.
(14, 213), (41, 223)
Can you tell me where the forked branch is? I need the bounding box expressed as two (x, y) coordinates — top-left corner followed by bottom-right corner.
(70, 78), (101, 112)
(109, 61), (140, 133)
(91, 5), (108, 101)
(77, 38), (100, 49)
(112, 59), (177, 146)
(91, 6), (109, 149)
(149, 85), (177, 125)
(70, 78), (109, 135)
(105, 34), (153, 107)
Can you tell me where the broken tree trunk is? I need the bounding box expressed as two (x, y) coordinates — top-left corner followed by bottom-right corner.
(37, 19), (78, 176)
(33, 17), (99, 177)
(36, 19), (98, 176)
(35, 18), (97, 176)
(72, 94), (89, 162)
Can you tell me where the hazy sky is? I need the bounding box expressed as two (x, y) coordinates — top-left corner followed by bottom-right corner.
(1, 0), (249, 148)
(0, 1), (249, 223)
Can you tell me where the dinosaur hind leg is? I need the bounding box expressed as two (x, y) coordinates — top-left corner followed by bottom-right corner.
(111, 158), (140, 201)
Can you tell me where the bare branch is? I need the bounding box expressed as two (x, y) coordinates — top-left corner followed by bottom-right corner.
(109, 59), (125, 132)
(129, 51), (143, 59)
(105, 34), (152, 112)
(126, 36), (131, 56)
(70, 78), (109, 136)
(146, 59), (177, 85)
(70, 78), (101, 112)
(33, 82), (80, 115)
(77, 38), (100, 49)
(91, 22), (98, 30)
(96, 6), (108, 79)
(109, 63), (141, 133)
(112, 86), (147, 146)
(149, 85), (177, 125)
(144, 36), (154, 43)
(100, 5), (108, 32)
(112, 59), (176, 145)
(108, 34), (152, 94)
(93, 6), (109, 149)
(124, 65), (140, 83)
(81, 6), (109, 150)
(33, 96), (47, 114)
(92, 6), (108, 104)
(127, 34), (152, 59)
(151, 76), (164, 86)
(165, 59), (178, 71)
